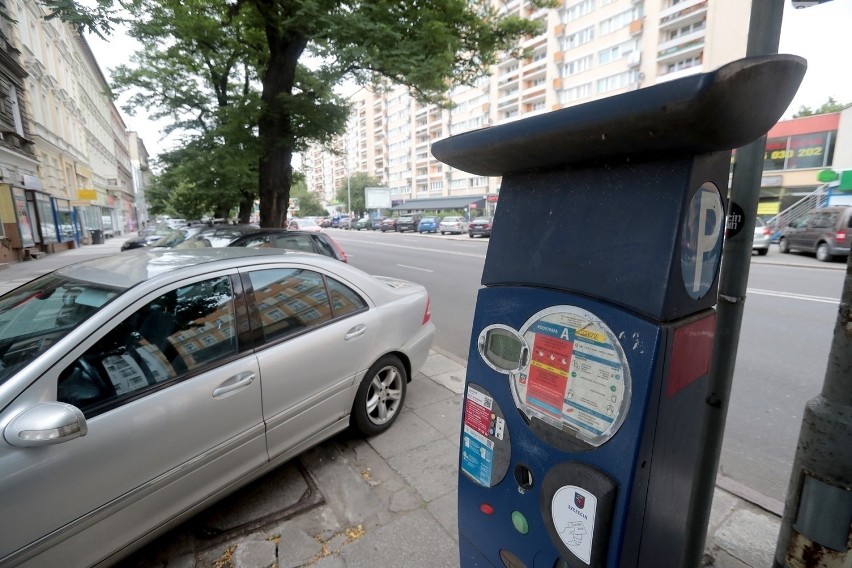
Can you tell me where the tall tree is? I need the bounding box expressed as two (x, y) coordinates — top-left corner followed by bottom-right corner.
(793, 96), (846, 118)
(41, 0), (552, 227)
(336, 172), (384, 217)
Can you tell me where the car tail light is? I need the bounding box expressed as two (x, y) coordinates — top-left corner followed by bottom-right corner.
(330, 239), (349, 262)
(422, 296), (432, 325)
(837, 230), (847, 242)
(762, 227), (770, 236)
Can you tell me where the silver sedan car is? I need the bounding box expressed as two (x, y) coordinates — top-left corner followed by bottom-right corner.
(0, 248), (435, 567)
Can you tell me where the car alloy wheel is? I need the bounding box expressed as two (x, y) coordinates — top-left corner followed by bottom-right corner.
(816, 242), (833, 262)
(779, 237), (790, 253)
(352, 355), (407, 436)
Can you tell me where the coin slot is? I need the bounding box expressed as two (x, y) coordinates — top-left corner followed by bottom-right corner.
(514, 464), (534, 490)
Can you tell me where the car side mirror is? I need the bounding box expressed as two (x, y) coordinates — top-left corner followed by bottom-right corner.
(4, 402), (88, 448)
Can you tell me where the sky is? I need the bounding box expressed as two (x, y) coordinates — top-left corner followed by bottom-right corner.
(86, 1), (852, 161)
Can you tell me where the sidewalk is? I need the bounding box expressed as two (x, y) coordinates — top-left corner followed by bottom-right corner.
(0, 241), (783, 567)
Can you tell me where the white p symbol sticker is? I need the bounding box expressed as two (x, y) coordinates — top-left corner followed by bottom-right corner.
(681, 184), (723, 299)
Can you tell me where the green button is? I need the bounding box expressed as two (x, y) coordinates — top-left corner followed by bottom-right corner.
(511, 511), (529, 535)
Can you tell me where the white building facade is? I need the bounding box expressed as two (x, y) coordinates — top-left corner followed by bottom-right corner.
(306, 0), (751, 215)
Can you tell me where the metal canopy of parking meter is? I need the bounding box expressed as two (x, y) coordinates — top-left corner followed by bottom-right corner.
(432, 55), (805, 177)
(432, 54), (805, 322)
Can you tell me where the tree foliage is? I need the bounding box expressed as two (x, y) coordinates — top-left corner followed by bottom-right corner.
(38, 0), (552, 227)
(793, 97), (846, 118)
(335, 172), (384, 217)
(290, 174), (327, 217)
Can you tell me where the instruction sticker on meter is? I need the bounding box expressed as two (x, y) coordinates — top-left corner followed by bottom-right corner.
(552, 485), (597, 564)
(512, 306), (631, 447)
(461, 384), (511, 487)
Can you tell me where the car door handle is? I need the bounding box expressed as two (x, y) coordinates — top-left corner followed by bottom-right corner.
(345, 325), (367, 341)
(212, 371), (256, 398)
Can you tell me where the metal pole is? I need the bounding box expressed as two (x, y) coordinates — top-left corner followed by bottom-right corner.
(681, 2), (785, 565)
(773, 247), (852, 564)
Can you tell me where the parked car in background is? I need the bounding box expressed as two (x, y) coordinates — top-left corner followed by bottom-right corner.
(354, 217), (376, 231)
(418, 217), (439, 233)
(380, 218), (398, 232)
(468, 216), (493, 238)
(287, 218), (324, 233)
(752, 217), (771, 255)
(0, 248), (434, 567)
(121, 224), (175, 251)
(320, 218), (332, 228)
(439, 216), (468, 235)
(145, 226), (208, 249)
(396, 215), (422, 233)
(229, 229), (349, 262)
(173, 225), (261, 248)
(338, 217), (352, 230)
(778, 206), (852, 262)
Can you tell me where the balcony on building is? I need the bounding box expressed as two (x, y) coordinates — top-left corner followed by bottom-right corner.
(659, 0), (708, 30)
(656, 31), (705, 65)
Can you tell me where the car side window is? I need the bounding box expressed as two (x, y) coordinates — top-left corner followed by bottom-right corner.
(812, 212), (836, 229)
(327, 278), (367, 317)
(272, 234), (315, 253)
(313, 238), (336, 258)
(57, 276), (238, 414)
(248, 269), (367, 343)
(236, 235), (272, 248)
(249, 269), (333, 342)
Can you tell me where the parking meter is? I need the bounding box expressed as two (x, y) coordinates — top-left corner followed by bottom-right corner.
(431, 55), (805, 568)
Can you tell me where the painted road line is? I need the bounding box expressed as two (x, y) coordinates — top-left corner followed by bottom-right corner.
(397, 264), (434, 273)
(747, 288), (838, 304)
(333, 239), (487, 259)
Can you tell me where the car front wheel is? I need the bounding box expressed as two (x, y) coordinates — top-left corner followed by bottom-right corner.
(351, 354), (407, 436)
(779, 237), (790, 253)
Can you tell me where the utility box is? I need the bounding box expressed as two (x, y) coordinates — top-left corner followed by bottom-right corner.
(431, 55), (805, 568)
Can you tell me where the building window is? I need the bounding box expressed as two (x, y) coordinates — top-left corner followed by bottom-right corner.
(559, 83), (592, 104)
(561, 55), (593, 77)
(597, 70), (638, 94)
(561, 26), (594, 50)
(599, 40), (638, 65)
(562, 0), (595, 23)
(600, 7), (641, 35)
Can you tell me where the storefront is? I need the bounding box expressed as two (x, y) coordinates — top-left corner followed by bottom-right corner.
(0, 177), (80, 261)
(758, 112), (842, 217)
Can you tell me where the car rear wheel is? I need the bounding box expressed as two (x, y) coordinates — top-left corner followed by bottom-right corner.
(351, 354), (407, 436)
(779, 237), (790, 253)
(756, 248), (768, 256)
(816, 242), (833, 262)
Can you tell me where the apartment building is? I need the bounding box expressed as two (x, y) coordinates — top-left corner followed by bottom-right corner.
(305, 0), (750, 215)
(129, 131), (152, 228)
(0, 0), (138, 261)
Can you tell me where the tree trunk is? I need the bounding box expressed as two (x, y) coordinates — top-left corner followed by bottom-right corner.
(257, 28), (306, 228)
(238, 190), (254, 224)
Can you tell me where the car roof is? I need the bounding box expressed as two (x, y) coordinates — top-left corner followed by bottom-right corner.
(53, 248), (339, 290)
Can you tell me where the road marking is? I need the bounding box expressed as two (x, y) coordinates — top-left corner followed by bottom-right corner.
(333, 238), (487, 259)
(747, 288), (839, 304)
(397, 264), (434, 273)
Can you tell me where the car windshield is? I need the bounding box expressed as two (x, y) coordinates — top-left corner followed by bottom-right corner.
(399, 217), (412, 222)
(443, 217), (460, 222)
(296, 219), (319, 228)
(0, 274), (121, 385)
(421, 218), (435, 223)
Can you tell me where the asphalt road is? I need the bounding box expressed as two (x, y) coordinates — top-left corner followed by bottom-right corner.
(330, 228), (847, 506)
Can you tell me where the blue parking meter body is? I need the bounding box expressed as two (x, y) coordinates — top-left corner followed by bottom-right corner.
(431, 55), (805, 568)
